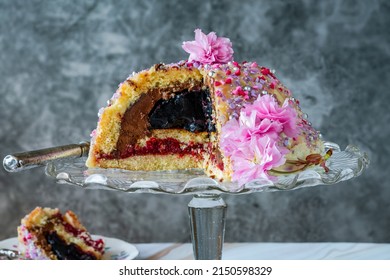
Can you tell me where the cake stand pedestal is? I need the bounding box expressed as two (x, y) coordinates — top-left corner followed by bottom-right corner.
(3, 142), (369, 260)
(188, 194), (226, 260)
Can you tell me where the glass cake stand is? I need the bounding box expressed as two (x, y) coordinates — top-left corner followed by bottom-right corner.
(3, 141), (369, 260)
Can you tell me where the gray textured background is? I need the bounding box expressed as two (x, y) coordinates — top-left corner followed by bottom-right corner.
(1, 0), (389, 243)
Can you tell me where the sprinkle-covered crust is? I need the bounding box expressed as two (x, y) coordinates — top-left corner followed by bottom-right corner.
(86, 29), (328, 187)
(17, 207), (105, 260)
(197, 61), (324, 184)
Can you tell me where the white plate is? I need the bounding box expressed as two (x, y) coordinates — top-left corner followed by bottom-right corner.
(0, 235), (139, 260)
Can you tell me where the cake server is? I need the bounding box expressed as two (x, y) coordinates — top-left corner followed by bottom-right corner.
(0, 249), (24, 260)
(3, 142), (90, 172)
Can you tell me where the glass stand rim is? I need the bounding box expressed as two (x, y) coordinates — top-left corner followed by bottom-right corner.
(43, 141), (369, 195)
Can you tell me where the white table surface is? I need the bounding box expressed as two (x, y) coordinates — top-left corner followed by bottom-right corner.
(134, 243), (390, 260)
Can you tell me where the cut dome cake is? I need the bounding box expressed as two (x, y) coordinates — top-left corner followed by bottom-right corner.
(86, 29), (329, 186)
(18, 207), (105, 260)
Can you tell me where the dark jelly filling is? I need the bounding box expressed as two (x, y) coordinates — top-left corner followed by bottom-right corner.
(148, 88), (215, 133)
(46, 232), (97, 260)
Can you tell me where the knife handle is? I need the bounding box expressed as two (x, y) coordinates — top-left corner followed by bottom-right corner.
(3, 142), (90, 172)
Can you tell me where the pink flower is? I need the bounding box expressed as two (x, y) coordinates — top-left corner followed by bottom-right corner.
(220, 118), (247, 156)
(220, 94), (300, 186)
(230, 136), (287, 186)
(182, 29), (234, 64)
(246, 94), (299, 138)
(239, 109), (283, 140)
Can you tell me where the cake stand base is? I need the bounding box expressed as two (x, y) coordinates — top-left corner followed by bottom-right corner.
(188, 194), (227, 260)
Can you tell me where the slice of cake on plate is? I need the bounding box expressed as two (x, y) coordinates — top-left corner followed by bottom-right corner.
(17, 207), (105, 260)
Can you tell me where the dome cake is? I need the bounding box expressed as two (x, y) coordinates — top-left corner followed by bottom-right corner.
(86, 29), (330, 186)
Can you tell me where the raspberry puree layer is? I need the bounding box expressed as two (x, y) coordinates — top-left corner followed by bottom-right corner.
(98, 137), (205, 160)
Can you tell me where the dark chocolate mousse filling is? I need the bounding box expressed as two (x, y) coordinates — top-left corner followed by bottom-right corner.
(116, 81), (214, 155)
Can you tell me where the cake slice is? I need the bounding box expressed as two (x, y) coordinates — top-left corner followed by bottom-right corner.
(17, 207), (105, 260)
(86, 29), (328, 186)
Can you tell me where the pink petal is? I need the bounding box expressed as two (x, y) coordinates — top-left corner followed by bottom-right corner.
(182, 41), (205, 62)
(194, 29), (210, 50)
(206, 31), (218, 44)
(182, 41), (203, 53)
